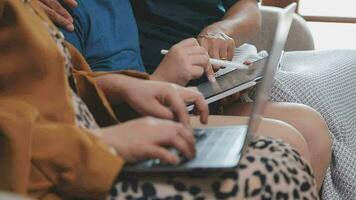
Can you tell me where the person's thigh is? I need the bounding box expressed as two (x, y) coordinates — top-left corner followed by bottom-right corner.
(219, 102), (331, 156)
(222, 102), (331, 161)
(262, 102), (330, 144)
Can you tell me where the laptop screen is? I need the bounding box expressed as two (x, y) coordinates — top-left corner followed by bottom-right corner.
(242, 3), (297, 153)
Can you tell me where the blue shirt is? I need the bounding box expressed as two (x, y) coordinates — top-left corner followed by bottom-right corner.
(131, 0), (240, 73)
(62, 0), (145, 72)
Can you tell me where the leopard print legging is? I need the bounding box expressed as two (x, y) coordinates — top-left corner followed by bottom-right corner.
(109, 137), (319, 200)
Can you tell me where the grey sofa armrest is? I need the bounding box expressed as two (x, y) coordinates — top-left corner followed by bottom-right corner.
(249, 6), (315, 51)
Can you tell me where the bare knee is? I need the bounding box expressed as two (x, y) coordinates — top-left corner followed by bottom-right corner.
(264, 103), (332, 158)
(295, 105), (333, 174)
(261, 103), (332, 190)
(255, 117), (311, 163)
(296, 104), (331, 145)
(298, 104), (331, 150)
(265, 103), (328, 134)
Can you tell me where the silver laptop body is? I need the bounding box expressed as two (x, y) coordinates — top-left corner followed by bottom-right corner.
(124, 3), (297, 172)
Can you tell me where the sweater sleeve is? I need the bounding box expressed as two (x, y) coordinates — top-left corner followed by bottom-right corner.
(0, 99), (124, 199)
(0, 1), (124, 198)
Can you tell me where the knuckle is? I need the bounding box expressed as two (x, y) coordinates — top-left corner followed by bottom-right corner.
(220, 42), (227, 49)
(190, 87), (203, 96)
(195, 95), (205, 104)
(175, 123), (184, 132)
(47, 8), (57, 16)
(204, 51), (210, 58)
(168, 129), (179, 138)
(229, 39), (235, 45)
(52, 2), (62, 10)
(147, 147), (158, 156)
(197, 38), (203, 44)
(219, 42), (226, 49)
(195, 91), (204, 99)
(163, 88), (172, 96)
(202, 60), (209, 68)
(169, 83), (178, 90)
(213, 65), (220, 71)
(178, 56), (186, 65)
(201, 97), (207, 104)
(143, 116), (158, 125)
(198, 46), (206, 52)
(203, 54), (209, 63)
(177, 48), (185, 56)
(170, 45), (179, 54)
(47, 1), (61, 10)
(188, 37), (197, 42)
(173, 50), (185, 59)
(191, 74), (200, 80)
(188, 73), (195, 80)
(192, 39), (199, 46)
(226, 42), (232, 49)
(212, 38), (219, 43)
(200, 37), (208, 44)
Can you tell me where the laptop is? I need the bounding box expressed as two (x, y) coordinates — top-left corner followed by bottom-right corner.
(124, 3), (297, 172)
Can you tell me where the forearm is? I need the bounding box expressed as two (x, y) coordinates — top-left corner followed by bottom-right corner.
(93, 68), (151, 104)
(94, 74), (135, 104)
(215, 0), (261, 45)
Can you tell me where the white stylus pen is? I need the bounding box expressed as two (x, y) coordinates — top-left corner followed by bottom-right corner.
(160, 49), (249, 70)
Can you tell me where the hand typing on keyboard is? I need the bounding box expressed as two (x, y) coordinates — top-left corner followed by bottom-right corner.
(154, 129), (207, 166)
(194, 129), (208, 141)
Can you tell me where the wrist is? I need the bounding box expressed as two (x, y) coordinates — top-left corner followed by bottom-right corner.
(96, 127), (119, 156)
(95, 74), (133, 103)
(91, 128), (102, 138)
(152, 68), (189, 85)
(150, 71), (165, 82)
(201, 22), (235, 40)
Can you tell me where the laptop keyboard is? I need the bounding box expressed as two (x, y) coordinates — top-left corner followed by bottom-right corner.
(193, 128), (245, 164)
(156, 127), (246, 166)
(153, 130), (207, 166)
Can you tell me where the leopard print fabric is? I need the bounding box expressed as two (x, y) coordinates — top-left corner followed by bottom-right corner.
(47, 24), (99, 130)
(109, 137), (319, 200)
(25, 0), (99, 130)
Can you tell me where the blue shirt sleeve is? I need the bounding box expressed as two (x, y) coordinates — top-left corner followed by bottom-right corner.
(61, 0), (145, 72)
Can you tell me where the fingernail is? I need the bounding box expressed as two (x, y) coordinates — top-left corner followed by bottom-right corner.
(203, 115), (208, 124)
(66, 24), (75, 32)
(191, 148), (197, 158)
(68, 0), (78, 7)
(244, 60), (252, 65)
(172, 156), (180, 165)
(209, 75), (216, 82)
(68, 17), (74, 23)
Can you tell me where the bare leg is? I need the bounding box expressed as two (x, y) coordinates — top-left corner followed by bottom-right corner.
(222, 102), (332, 191)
